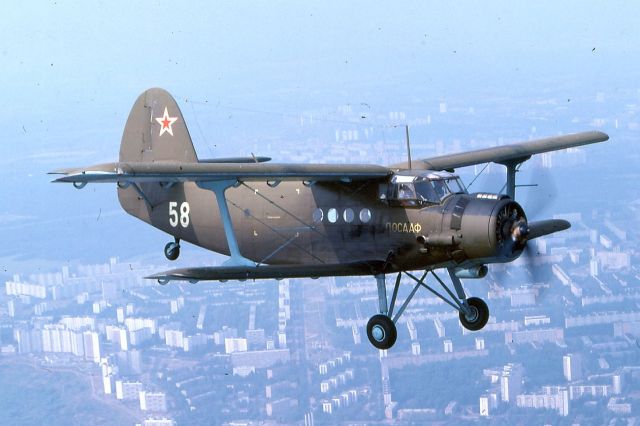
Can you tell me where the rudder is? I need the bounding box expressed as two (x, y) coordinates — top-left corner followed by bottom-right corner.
(120, 88), (198, 163)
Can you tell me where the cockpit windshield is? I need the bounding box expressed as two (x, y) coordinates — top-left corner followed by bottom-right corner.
(414, 180), (439, 203)
(384, 171), (466, 207)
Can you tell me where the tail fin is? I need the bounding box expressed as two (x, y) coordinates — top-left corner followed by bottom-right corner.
(120, 88), (198, 163)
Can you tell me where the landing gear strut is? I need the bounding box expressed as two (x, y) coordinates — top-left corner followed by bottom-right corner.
(364, 274), (400, 350)
(164, 238), (180, 261)
(365, 268), (490, 350)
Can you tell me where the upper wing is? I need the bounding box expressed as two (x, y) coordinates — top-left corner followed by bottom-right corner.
(50, 162), (392, 184)
(392, 131), (609, 171)
(51, 131), (608, 184)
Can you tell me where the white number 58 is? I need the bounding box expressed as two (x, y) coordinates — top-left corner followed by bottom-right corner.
(169, 201), (190, 228)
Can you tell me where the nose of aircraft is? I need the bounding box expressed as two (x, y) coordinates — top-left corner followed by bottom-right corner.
(457, 196), (528, 262)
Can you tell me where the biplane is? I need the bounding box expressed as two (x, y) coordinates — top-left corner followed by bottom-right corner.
(51, 88), (608, 349)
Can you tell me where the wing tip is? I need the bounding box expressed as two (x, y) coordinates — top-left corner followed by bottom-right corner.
(589, 130), (609, 142)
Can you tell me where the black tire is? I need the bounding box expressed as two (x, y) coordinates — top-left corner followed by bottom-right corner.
(164, 242), (180, 261)
(366, 314), (397, 350)
(459, 297), (490, 331)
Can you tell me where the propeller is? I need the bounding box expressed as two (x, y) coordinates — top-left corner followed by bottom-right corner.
(487, 161), (568, 303)
(519, 163), (562, 299)
(520, 161), (559, 220)
(491, 204), (571, 302)
(523, 219), (571, 293)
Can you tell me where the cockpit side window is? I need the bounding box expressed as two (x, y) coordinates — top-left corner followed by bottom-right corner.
(445, 178), (465, 194)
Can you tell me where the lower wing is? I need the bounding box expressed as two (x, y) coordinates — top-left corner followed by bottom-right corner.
(147, 261), (386, 283)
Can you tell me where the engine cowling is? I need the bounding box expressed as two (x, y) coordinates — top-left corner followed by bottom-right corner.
(458, 196), (528, 262)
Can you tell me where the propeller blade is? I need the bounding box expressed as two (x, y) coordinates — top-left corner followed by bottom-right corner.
(521, 241), (552, 302)
(522, 165), (558, 219)
(487, 219), (569, 304)
(527, 219), (571, 240)
(522, 241), (542, 278)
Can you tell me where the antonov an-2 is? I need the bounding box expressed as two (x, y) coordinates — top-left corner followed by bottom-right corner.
(51, 88), (608, 349)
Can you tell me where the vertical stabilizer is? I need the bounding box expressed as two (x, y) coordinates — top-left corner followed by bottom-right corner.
(120, 88), (198, 163)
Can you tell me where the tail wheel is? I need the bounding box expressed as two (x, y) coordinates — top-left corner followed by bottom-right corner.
(366, 314), (397, 350)
(459, 297), (490, 331)
(164, 242), (180, 261)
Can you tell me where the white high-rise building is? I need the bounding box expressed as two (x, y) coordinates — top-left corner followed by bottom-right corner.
(589, 258), (599, 277)
(224, 338), (248, 354)
(5, 281), (46, 299)
(517, 387), (569, 416)
(164, 330), (184, 348)
(612, 373), (623, 395)
(116, 381), (143, 401)
(407, 319), (418, 340)
(501, 364), (524, 403)
(411, 342), (421, 356)
(278, 332), (287, 349)
(170, 297), (184, 314)
(118, 328), (128, 351)
(106, 325), (128, 351)
(479, 395), (490, 417)
(101, 360), (113, 395)
(563, 354), (582, 382)
(140, 391), (167, 412)
(434, 318), (445, 338)
(83, 331), (101, 363)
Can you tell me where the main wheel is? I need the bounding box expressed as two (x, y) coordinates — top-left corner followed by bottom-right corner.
(459, 297), (490, 331)
(366, 314), (397, 350)
(164, 242), (180, 261)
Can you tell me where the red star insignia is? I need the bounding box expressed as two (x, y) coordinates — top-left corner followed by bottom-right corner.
(155, 107), (178, 136)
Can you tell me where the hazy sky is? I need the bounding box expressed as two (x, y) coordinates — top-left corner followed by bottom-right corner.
(2, 1), (638, 110)
(0, 1), (635, 161)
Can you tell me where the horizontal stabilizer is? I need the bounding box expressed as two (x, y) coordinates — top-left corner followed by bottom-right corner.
(528, 219), (571, 240)
(146, 261), (386, 282)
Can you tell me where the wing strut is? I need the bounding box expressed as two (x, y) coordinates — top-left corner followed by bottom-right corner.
(498, 157), (530, 200)
(197, 180), (255, 267)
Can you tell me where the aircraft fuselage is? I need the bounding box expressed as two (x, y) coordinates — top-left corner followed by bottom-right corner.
(118, 179), (519, 272)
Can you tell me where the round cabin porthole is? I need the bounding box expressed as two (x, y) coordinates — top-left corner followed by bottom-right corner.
(359, 208), (372, 223)
(343, 208), (355, 223)
(328, 208), (338, 223)
(312, 208), (324, 223)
